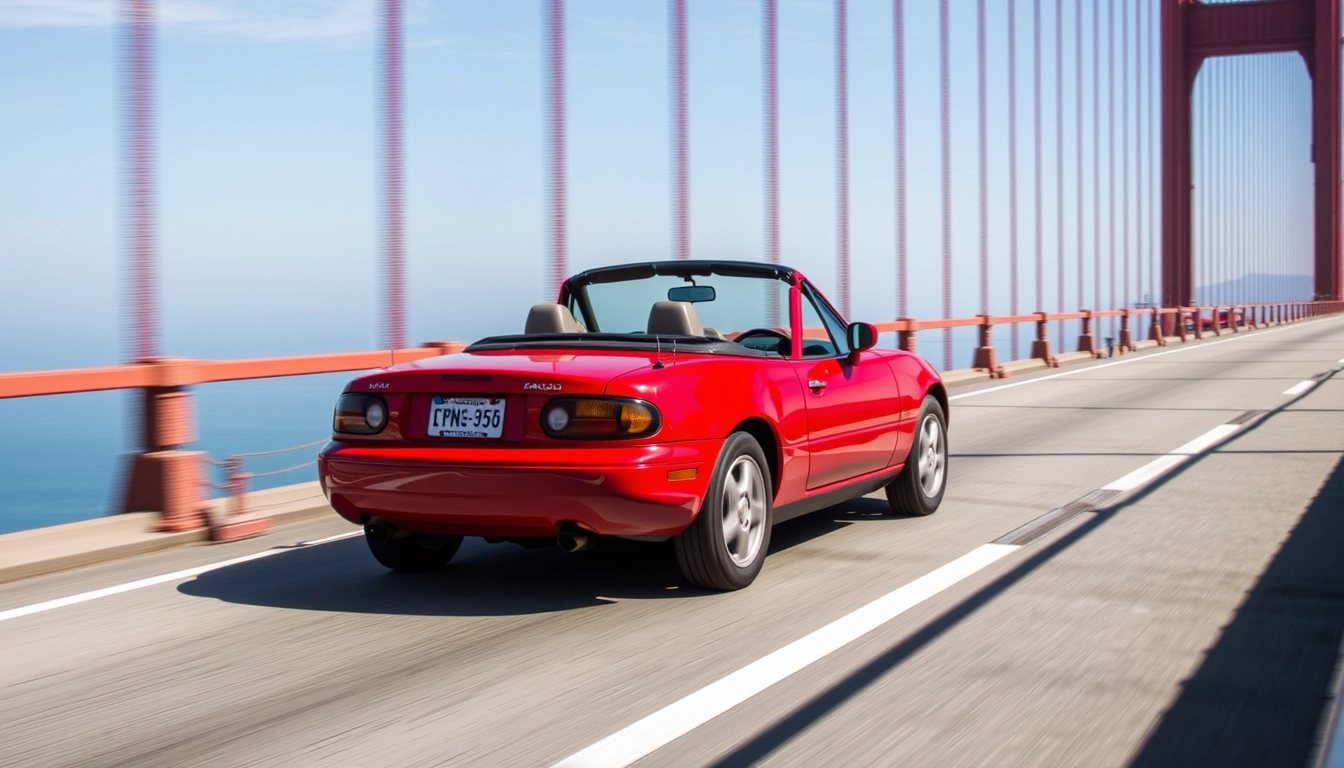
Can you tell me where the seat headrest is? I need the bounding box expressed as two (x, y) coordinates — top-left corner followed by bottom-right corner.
(647, 301), (704, 337)
(525, 304), (584, 334)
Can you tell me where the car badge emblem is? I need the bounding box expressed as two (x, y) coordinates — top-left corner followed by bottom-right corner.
(523, 382), (562, 391)
(368, 382), (390, 390)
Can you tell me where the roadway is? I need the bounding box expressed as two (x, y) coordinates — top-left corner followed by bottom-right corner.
(2, 316), (1343, 767)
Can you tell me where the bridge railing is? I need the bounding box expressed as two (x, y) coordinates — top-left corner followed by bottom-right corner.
(1, 302), (1341, 536)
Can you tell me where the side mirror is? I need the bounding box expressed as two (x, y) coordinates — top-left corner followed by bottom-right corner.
(846, 322), (878, 359)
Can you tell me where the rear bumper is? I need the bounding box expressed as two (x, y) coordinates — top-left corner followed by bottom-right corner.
(317, 439), (720, 538)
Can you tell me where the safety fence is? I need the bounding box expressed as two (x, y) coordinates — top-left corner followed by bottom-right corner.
(2, 302), (1341, 537)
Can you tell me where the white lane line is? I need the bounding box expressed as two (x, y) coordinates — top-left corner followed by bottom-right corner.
(0, 531), (361, 624)
(1282, 380), (1315, 396)
(551, 543), (1020, 768)
(1172, 423), (1241, 455)
(1100, 455), (1187, 493)
(949, 316), (1339, 402)
(1100, 423), (1242, 492)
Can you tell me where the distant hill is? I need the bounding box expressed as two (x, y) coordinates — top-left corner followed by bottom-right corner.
(1193, 273), (1313, 305)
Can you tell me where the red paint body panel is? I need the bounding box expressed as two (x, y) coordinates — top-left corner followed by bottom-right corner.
(316, 263), (945, 539)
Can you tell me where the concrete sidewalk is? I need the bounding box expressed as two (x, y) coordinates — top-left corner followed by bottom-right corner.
(0, 482), (333, 584)
(0, 323), (1279, 586)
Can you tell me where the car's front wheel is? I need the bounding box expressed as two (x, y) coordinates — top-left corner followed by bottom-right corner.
(885, 395), (948, 516)
(364, 521), (463, 572)
(674, 432), (773, 591)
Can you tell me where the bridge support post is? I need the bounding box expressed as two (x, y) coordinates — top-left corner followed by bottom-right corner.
(119, 359), (206, 532)
(1191, 308), (1203, 339)
(1118, 310), (1135, 353)
(1163, 0), (1342, 317)
(971, 316), (1006, 378)
(898, 319), (918, 354)
(1176, 309), (1189, 342)
(1076, 311), (1101, 358)
(1030, 313), (1058, 367)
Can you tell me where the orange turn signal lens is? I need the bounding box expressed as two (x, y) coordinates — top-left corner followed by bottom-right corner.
(618, 403), (655, 434)
(666, 468), (698, 481)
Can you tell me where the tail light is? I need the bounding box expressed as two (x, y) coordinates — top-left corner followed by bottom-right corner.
(542, 397), (660, 439)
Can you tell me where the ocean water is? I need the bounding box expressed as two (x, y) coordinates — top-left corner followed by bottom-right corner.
(0, 324), (1063, 535)
(0, 372), (356, 535)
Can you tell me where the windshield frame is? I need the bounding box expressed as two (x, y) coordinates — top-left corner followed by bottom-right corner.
(550, 260), (847, 361)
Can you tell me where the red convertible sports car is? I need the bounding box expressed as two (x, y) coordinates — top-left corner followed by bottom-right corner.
(318, 260), (948, 590)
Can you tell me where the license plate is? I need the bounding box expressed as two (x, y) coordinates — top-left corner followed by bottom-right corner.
(428, 397), (506, 438)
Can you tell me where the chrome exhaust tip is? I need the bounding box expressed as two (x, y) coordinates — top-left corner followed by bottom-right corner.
(557, 527), (595, 552)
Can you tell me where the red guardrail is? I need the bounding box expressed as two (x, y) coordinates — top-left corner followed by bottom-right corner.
(2, 302), (1341, 537)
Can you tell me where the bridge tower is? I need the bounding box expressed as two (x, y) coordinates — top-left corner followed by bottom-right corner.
(1162, 0), (1341, 307)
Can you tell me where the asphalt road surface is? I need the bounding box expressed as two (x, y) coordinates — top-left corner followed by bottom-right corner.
(3, 316), (1344, 768)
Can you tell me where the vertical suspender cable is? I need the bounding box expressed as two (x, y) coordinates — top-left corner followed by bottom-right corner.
(1134, 0), (1143, 307)
(1249, 57), (1255, 305)
(1240, 58), (1248, 304)
(122, 0), (158, 361)
(1009, 0), (1020, 357)
(1236, 58), (1244, 304)
(1055, 0), (1064, 345)
(978, 0), (989, 318)
(1033, 0), (1042, 321)
(670, 0), (689, 260)
(381, 0), (406, 348)
(940, 0), (953, 371)
(1148, 0), (1157, 307)
(763, 0), (780, 325)
(1107, 0), (1115, 334)
(1120, 0), (1128, 317)
(836, 0), (850, 318)
(1193, 62), (1200, 302)
(544, 0), (567, 302)
(1075, 0), (1084, 318)
(894, 0), (907, 320)
(1220, 58), (1231, 305)
(1092, 0), (1100, 325)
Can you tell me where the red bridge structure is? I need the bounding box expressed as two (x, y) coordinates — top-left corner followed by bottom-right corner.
(1161, 0), (1340, 314)
(1, 0), (1342, 540)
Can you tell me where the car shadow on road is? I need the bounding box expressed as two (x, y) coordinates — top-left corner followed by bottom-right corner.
(177, 497), (898, 617)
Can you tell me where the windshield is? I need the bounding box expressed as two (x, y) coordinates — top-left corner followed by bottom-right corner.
(571, 273), (789, 336)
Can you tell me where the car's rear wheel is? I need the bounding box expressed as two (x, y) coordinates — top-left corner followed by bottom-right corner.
(364, 521), (463, 572)
(674, 432), (773, 591)
(885, 395), (947, 516)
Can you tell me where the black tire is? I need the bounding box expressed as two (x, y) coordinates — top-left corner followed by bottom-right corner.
(885, 395), (948, 516)
(674, 432), (773, 591)
(364, 523), (463, 572)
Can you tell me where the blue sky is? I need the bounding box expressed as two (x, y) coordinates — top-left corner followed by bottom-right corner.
(0, 0), (1316, 372)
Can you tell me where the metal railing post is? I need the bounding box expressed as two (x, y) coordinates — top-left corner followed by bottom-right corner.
(898, 319), (918, 354)
(1118, 309), (1135, 352)
(1077, 310), (1101, 358)
(119, 358), (206, 532)
(1030, 312), (1058, 367)
(972, 316), (1005, 378)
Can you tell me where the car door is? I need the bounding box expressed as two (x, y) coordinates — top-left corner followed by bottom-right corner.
(790, 283), (900, 490)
